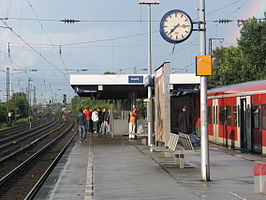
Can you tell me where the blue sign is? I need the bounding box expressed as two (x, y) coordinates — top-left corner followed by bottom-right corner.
(128, 76), (143, 83)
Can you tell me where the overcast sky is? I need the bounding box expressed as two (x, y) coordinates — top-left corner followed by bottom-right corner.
(0, 0), (265, 104)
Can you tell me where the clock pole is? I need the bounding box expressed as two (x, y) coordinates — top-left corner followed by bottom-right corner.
(139, 1), (160, 147)
(199, 0), (210, 181)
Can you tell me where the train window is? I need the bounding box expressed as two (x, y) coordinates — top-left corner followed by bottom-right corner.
(219, 106), (226, 125)
(252, 105), (259, 129)
(233, 105), (237, 126)
(208, 106), (212, 124)
(226, 106), (231, 126)
(262, 104), (266, 130)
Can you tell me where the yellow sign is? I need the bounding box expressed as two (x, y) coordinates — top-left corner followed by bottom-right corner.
(196, 55), (212, 76)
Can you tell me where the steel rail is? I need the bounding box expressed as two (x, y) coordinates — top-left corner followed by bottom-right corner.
(0, 119), (74, 187)
(0, 120), (65, 163)
(25, 129), (78, 200)
(0, 117), (59, 148)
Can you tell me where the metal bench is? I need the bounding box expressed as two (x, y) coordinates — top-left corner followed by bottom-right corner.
(155, 132), (198, 168)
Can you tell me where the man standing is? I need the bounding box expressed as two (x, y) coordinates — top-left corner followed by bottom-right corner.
(92, 109), (100, 133)
(83, 107), (91, 133)
(88, 108), (93, 132)
(77, 108), (87, 143)
(128, 108), (138, 139)
(178, 105), (191, 134)
(101, 108), (110, 135)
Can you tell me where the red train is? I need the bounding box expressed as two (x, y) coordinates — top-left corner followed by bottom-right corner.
(206, 79), (266, 154)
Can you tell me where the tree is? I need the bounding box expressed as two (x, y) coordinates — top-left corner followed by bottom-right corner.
(9, 92), (29, 119)
(71, 95), (110, 114)
(209, 17), (266, 86)
(209, 46), (244, 86)
(0, 103), (6, 123)
(237, 17), (266, 80)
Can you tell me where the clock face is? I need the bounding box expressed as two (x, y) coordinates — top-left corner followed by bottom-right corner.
(160, 9), (193, 43)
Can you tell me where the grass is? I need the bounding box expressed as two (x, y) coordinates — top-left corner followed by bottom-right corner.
(0, 116), (37, 130)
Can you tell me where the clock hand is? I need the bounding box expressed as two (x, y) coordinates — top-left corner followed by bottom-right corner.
(181, 24), (190, 28)
(168, 23), (180, 35)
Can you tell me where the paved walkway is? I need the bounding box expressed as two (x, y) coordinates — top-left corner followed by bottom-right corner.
(37, 134), (266, 200)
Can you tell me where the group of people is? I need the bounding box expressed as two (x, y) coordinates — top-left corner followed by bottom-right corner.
(77, 104), (198, 146)
(76, 107), (110, 143)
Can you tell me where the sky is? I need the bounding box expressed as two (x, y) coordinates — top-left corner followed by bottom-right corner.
(0, 0), (265, 104)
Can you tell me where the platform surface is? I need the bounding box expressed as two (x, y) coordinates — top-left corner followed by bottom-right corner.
(36, 134), (266, 200)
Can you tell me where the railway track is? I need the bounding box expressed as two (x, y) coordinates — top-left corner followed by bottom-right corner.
(0, 116), (77, 200)
(0, 117), (52, 140)
(0, 117), (59, 159)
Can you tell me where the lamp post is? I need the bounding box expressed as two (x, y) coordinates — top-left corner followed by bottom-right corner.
(139, 0), (159, 147)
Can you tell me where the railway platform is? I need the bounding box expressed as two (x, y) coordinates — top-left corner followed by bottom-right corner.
(35, 133), (266, 200)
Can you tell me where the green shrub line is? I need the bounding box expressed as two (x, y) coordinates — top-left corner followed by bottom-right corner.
(0, 115), (37, 131)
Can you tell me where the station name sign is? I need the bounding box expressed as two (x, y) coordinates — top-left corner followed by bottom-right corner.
(128, 76), (144, 83)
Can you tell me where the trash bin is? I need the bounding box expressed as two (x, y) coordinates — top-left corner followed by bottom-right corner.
(253, 163), (266, 194)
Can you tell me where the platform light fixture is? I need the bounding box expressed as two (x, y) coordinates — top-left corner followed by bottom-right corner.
(139, 0), (160, 4)
(138, 0), (159, 147)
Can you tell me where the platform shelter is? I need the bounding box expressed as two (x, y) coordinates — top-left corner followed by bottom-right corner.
(70, 72), (200, 135)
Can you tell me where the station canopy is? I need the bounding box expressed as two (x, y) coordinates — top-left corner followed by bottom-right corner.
(70, 74), (200, 99)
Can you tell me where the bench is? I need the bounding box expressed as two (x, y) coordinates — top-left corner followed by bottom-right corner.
(154, 132), (198, 168)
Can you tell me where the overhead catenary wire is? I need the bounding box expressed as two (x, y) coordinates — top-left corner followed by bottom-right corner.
(0, 18), (69, 85)
(0, 31), (154, 48)
(26, 0), (70, 78)
(0, 0), (255, 81)
(3, 17), (159, 23)
(224, 0), (250, 19)
(206, 0), (248, 16)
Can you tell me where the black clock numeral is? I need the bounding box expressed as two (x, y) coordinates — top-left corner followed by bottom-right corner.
(176, 36), (178, 40)
(181, 34), (184, 38)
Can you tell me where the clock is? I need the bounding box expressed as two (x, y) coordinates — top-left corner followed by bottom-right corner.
(160, 9), (193, 43)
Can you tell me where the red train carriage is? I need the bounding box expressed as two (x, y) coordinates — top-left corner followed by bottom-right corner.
(206, 80), (266, 154)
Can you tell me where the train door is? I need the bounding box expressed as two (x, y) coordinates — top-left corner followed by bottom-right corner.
(251, 104), (262, 153)
(239, 96), (252, 151)
(213, 99), (219, 143)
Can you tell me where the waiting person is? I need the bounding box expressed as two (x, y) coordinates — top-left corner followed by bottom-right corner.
(82, 107), (90, 134)
(88, 108), (93, 132)
(77, 108), (87, 143)
(97, 107), (103, 133)
(92, 109), (100, 133)
(128, 108), (138, 139)
(178, 105), (191, 134)
(101, 108), (110, 135)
